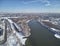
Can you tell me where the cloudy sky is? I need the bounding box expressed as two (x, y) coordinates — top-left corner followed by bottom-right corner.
(0, 0), (60, 13)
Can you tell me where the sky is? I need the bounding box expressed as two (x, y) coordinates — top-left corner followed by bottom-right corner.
(0, 0), (60, 13)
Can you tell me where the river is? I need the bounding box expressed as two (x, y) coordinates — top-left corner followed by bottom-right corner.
(26, 20), (60, 46)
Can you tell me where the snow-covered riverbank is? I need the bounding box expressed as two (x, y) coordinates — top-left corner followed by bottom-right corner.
(7, 18), (27, 46)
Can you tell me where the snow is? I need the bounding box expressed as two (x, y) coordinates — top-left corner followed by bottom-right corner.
(54, 34), (60, 39)
(13, 23), (22, 31)
(0, 18), (27, 46)
(15, 32), (27, 45)
(26, 20), (30, 23)
(50, 28), (60, 32)
(7, 18), (27, 45)
(51, 28), (56, 30)
(7, 18), (13, 24)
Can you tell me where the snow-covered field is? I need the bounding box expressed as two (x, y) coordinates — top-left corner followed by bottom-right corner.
(0, 18), (28, 46)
